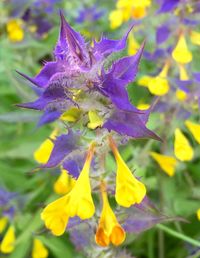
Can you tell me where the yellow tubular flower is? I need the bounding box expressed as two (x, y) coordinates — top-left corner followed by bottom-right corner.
(41, 195), (70, 236)
(53, 169), (75, 195)
(67, 143), (95, 219)
(32, 239), (48, 258)
(138, 75), (152, 87)
(185, 120), (200, 144)
(128, 33), (139, 55)
(174, 128), (194, 161)
(109, 136), (146, 207)
(0, 226), (15, 254)
(87, 110), (103, 129)
(150, 152), (177, 177)
(0, 217), (8, 233)
(176, 89), (187, 101)
(95, 182), (126, 247)
(197, 208), (200, 220)
(34, 129), (58, 164)
(190, 31), (200, 46)
(172, 34), (192, 64)
(137, 103), (150, 110)
(41, 143), (95, 236)
(109, 9), (124, 29)
(178, 64), (189, 81)
(148, 62), (170, 96)
(131, 7), (146, 19)
(6, 19), (24, 42)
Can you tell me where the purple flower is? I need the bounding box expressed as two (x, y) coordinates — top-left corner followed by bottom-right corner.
(76, 5), (104, 23)
(18, 12), (160, 141)
(157, 0), (180, 13)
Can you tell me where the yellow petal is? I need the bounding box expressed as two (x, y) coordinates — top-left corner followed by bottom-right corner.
(172, 34), (192, 64)
(150, 152), (177, 177)
(185, 120), (200, 144)
(176, 89), (187, 101)
(95, 182), (125, 247)
(0, 226), (15, 253)
(109, 10), (124, 29)
(190, 31), (200, 46)
(174, 128), (194, 161)
(34, 129), (58, 164)
(6, 19), (24, 42)
(67, 144), (95, 219)
(128, 33), (140, 56)
(54, 169), (75, 195)
(32, 239), (48, 258)
(197, 208), (200, 220)
(109, 137), (146, 207)
(60, 107), (81, 122)
(131, 7), (146, 19)
(148, 76), (169, 96)
(41, 195), (69, 236)
(0, 217), (8, 233)
(87, 110), (103, 129)
(137, 103), (150, 110)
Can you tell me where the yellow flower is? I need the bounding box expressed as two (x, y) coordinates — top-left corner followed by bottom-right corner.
(34, 129), (58, 164)
(172, 34), (192, 64)
(0, 226), (15, 254)
(41, 143), (95, 236)
(178, 64), (189, 81)
(0, 217), (8, 233)
(128, 33), (140, 55)
(60, 107), (81, 122)
(95, 182), (126, 247)
(53, 169), (76, 195)
(150, 152), (177, 177)
(131, 7), (146, 19)
(176, 89), (187, 101)
(6, 19), (24, 42)
(109, 9), (124, 29)
(148, 62), (170, 96)
(197, 208), (200, 220)
(190, 31), (200, 46)
(66, 143), (95, 219)
(185, 120), (200, 144)
(41, 194), (70, 236)
(32, 239), (48, 258)
(109, 136), (146, 207)
(174, 128), (194, 161)
(137, 103), (150, 110)
(87, 110), (103, 129)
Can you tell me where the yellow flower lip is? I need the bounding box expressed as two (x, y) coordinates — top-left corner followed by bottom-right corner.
(0, 226), (15, 254)
(95, 181), (126, 247)
(32, 239), (48, 258)
(109, 136), (146, 207)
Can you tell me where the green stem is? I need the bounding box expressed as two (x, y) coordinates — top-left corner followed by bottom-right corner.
(156, 224), (200, 247)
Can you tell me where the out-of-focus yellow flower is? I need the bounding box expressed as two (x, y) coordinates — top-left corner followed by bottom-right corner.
(137, 103), (150, 110)
(0, 217), (8, 233)
(87, 110), (103, 129)
(138, 75), (152, 87)
(174, 128), (194, 161)
(54, 169), (76, 195)
(32, 239), (48, 258)
(0, 226), (15, 254)
(95, 182), (126, 247)
(148, 62), (170, 96)
(117, 0), (151, 9)
(178, 64), (189, 81)
(176, 89), (187, 101)
(131, 7), (146, 19)
(190, 30), (200, 46)
(109, 136), (146, 207)
(150, 152), (177, 177)
(34, 129), (58, 164)
(60, 107), (81, 122)
(6, 19), (24, 42)
(185, 120), (200, 144)
(109, 9), (124, 29)
(41, 143), (95, 236)
(172, 34), (192, 64)
(128, 33), (140, 55)
(197, 208), (200, 220)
